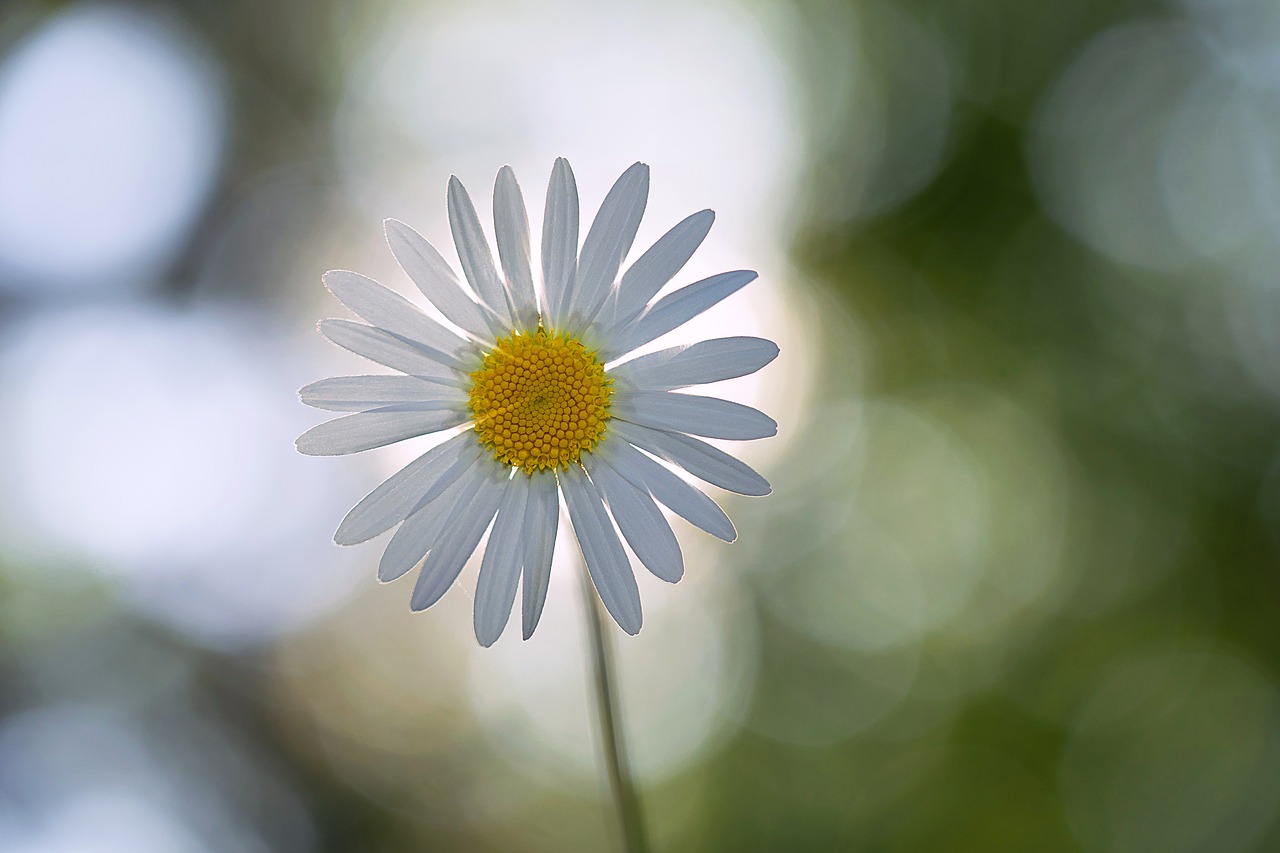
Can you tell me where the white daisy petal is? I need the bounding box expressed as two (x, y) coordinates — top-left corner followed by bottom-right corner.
(610, 336), (780, 390)
(379, 464), (482, 582)
(571, 162), (649, 327)
(448, 176), (516, 326)
(323, 270), (471, 368)
(542, 158), (579, 327)
(295, 408), (469, 456)
(599, 439), (737, 542)
(474, 474), (531, 646)
(521, 470), (559, 639)
(603, 209), (714, 332)
(410, 462), (509, 612)
(384, 218), (500, 341)
(379, 509), (439, 584)
(601, 270), (758, 360)
(493, 166), (540, 331)
(336, 433), (479, 546)
(584, 455), (684, 583)
(560, 464), (643, 634)
(613, 421), (771, 496)
(612, 390), (778, 441)
(300, 375), (467, 412)
(319, 319), (468, 382)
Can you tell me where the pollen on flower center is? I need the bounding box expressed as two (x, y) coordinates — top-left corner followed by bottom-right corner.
(468, 328), (612, 473)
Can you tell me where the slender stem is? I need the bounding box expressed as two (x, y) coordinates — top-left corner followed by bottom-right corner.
(580, 566), (649, 853)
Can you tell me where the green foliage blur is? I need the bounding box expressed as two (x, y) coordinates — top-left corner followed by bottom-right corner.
(732, 0), (1280, 849)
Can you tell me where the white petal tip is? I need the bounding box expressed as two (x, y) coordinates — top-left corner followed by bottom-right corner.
(609, 605), (643, 636)
(294, 436), (326, 456)
(376, 557), (411, 583)
(333, 527), (365, 547)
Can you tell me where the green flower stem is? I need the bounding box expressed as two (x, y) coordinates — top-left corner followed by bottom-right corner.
(580, 565), (649, 853)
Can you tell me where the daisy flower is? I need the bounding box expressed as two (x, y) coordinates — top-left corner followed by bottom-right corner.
(297, 159), (777, 645)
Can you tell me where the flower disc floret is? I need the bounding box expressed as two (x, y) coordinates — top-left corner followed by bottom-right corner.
(468, 328), (612, 472)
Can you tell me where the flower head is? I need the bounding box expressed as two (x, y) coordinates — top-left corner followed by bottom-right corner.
(297, 159), (777, 645)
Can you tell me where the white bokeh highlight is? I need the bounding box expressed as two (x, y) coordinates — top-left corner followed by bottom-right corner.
(0, 4), (225, 294)
(0, 305), (360, 647)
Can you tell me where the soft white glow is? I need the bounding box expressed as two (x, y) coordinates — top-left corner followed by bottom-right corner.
(466, 556), (757, 785)
(335, 0), (798, 246)
(0, 305), (360, 647)
(0, 4), (225, 293)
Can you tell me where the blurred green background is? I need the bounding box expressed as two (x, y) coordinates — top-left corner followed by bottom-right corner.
(1, 0), (1279, 850)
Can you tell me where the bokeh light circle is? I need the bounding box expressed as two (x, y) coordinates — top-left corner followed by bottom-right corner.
(0, 4), (226, 294)
(0, 304), (360, 647)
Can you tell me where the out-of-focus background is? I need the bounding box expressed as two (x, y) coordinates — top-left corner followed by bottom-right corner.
(1, 0), (1278, 850)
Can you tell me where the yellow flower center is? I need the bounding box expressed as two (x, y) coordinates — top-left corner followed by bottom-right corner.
(468, 328), (612, 473)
